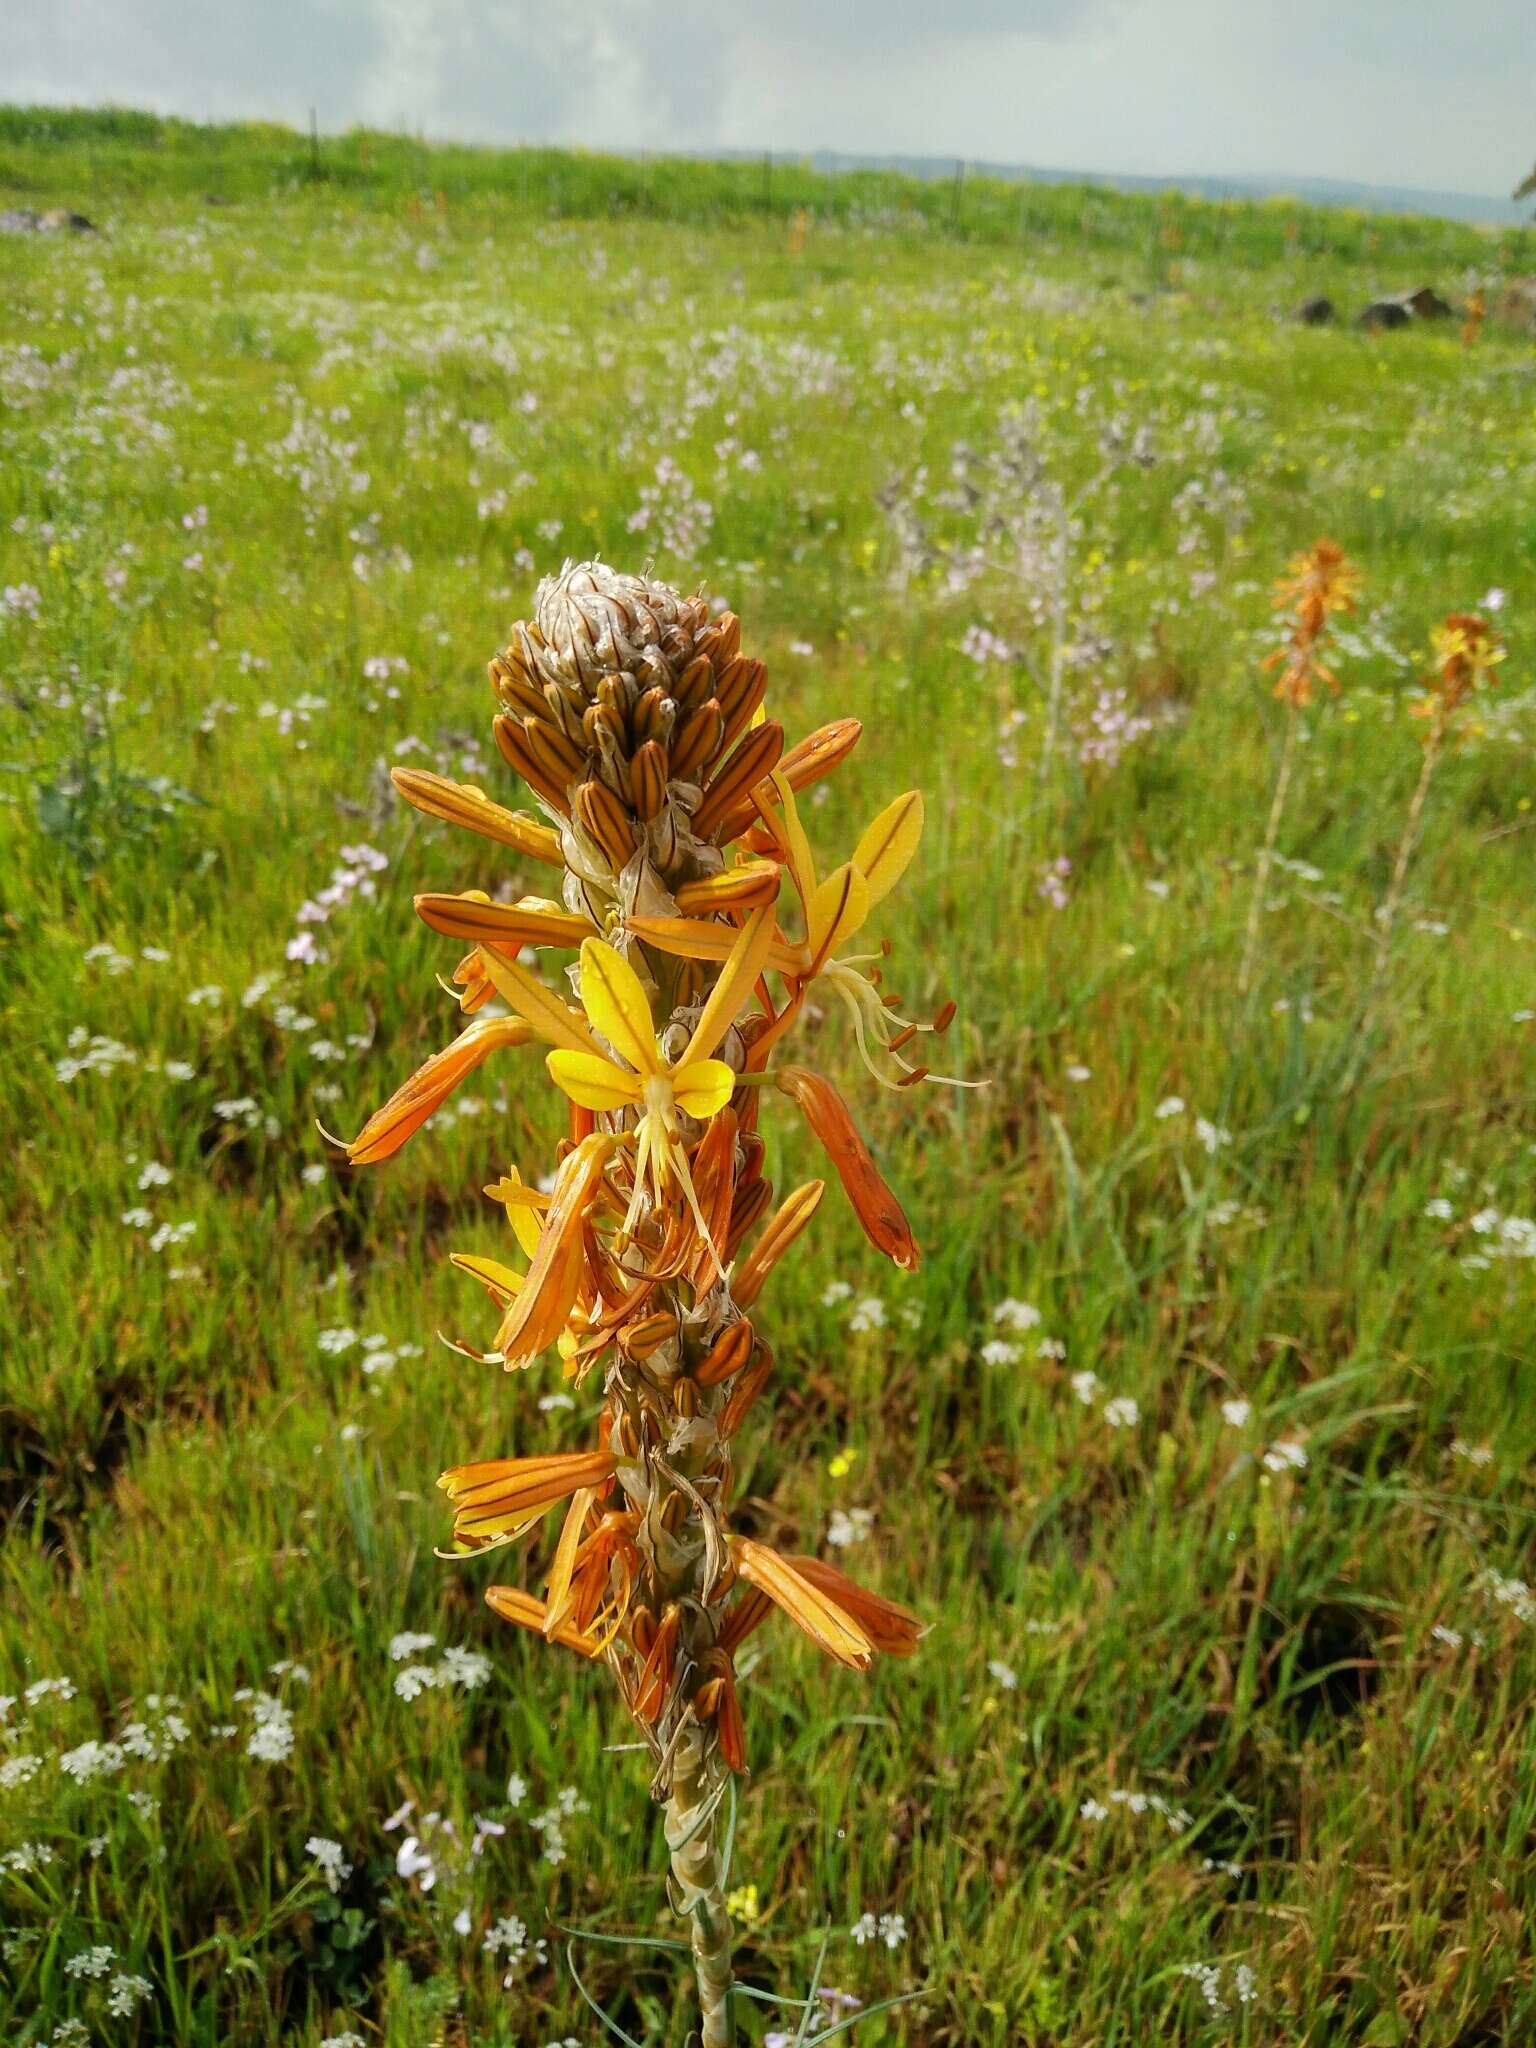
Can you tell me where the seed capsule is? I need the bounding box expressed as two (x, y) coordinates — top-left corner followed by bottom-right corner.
(633, 684), (671, 743)
(524, 715), (584, 783)
(714, 717), (864, 840)
(618, 1310), (675, 1361)
(489, 657), (547, 723)
(700, 611), (742, 672)
(719, 1351), (773, 1436)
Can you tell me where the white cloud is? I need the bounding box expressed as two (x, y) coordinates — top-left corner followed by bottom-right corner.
(9, 0), (1534, 197)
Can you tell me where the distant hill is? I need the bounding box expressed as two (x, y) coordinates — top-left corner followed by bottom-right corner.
(725, 150), (1529, 230)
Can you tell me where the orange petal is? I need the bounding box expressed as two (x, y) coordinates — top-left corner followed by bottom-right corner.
(439, 1449), (616, 1547)
(485, 1584), (602, 1656)
(716, 1585), (774, 1655)
(776, 1065), (919, 1270)
(492, 1132), (617, 1368)
(733, 1180), (825, 1308)
(346, 1016), (532, 1164)
(731, 1538), (872, 1670)
(784, 1554), (926, 1657)
(391, 768), (564, 863)
(415, 891), (593, 949)
(674, 862), (783, 914)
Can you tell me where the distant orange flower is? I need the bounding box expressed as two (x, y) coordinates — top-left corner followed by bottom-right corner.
(1412, 611), (1503, 727)
(1263, 538), (1360, 707)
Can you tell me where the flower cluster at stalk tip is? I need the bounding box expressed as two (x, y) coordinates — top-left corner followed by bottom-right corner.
(339, 560), (965, 2044)
(1262, 537), (1359, 707)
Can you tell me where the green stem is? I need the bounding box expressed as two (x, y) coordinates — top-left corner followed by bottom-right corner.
(1238, 697), (1301, 1003)
(1343, 717), (1444, 1090)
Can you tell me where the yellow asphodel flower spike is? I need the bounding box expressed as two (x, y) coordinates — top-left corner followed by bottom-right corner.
(345, 564), (957, 2048)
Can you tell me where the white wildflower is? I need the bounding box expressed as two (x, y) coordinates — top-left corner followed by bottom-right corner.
(306, 1836), (353, 1892)
(992, 1298), (1041, 1331)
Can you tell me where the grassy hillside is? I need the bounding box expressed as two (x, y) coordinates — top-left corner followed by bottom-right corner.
(1, 112), (1534, 2046)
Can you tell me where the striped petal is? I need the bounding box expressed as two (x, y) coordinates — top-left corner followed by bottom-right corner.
(344, 1016), (531, 1164)
(390, 767), (564, 864)
(478, 949), (601, 1057)
(776, 1064), (919, 1271)
(851, 790), (923, 909)
(578, 938), (659, 1076)
(415, 891), (594, 949)
(626, 914), (805, 978)
(785, 1554), (926, 1656)
(449, 1251), (524, 1307)
(682, 902), (778, 1066)
(485, 1584), (602, 1657)
(807, 862), (869, 968)
(732, 1538), (873, 1670)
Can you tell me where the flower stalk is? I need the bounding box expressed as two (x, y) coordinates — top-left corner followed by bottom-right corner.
(342, 561), (954, 2037)
(1346, 611), (1503, 1083)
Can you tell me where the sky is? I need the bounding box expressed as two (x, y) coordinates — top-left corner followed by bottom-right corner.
(11, 0), (1535, 200)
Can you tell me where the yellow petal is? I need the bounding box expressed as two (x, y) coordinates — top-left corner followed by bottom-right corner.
(578, 938), (659, 1075)
(627, 915), (804, 978)
(482, 1167), (546, 1259)
(449, 1251), (525, 1306)
(478, 949), (601, 1057)
(768, 769), (817, 905)
(807, 862), (870, 966)
(543, 1486), (595, 1637)
(682, 902), (778, 1066)
(671, 1058), (738, 1120)
(852, 790), (924, 910)
(547, 1048), (643, 1112)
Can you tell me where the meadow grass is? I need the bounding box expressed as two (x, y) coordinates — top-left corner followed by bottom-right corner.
(2, 107), (1534, 2047)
